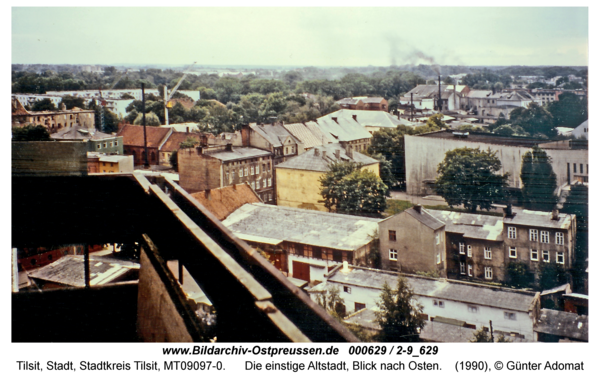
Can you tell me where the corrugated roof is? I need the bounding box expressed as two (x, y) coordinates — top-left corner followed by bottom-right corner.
(534, 309), (588, 341)
(504, 209), (574, 230)
(404, 207), (445, 230)
(117, 124), (171, 148)
(222, 203), (379, 251)
(190, 183), (261, 221)
(328, 268), (538, 312)
(427, 210), (504, 241)
(466, 90), (493, 99)
(250, 123), (300, 148)
(275, 143), (378, 172)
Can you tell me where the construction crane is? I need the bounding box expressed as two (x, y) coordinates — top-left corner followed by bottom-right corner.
(163, 61), (196, 125)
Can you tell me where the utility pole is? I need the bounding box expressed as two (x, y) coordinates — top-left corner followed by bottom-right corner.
(489, 320), (494, 342)
(142, 83), (149, 168)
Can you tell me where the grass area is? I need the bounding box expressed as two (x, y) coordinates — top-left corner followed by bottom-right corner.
(385, 199), (503, 217)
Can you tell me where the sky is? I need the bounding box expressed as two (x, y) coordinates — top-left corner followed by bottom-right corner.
(11, 7), (589, 68)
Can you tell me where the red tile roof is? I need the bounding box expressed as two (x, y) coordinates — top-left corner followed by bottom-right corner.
(190, 184), (261, 221)
(160, 132), (201, 152)
(117, 124), (171, 148)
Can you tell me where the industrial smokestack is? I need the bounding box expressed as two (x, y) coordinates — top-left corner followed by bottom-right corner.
(437, 74), (443, 112)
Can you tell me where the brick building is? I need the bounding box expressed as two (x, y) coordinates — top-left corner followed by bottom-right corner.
(117, 124), (172, 166)
(12, 99), (95, 133)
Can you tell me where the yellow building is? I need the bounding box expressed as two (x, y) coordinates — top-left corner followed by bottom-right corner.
(275, 143), (380, 212)
(98, 155), (134, 173)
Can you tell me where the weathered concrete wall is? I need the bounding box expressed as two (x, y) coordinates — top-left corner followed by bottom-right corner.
(137, 250), (194, 342)
(12, 141), (90, 176)
(276, 168), (327, 211)
(405, 134), (589, 196)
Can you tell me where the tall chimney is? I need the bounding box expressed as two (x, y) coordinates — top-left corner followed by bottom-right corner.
(551, 209), (560, 221)
(437, 74), (443, 111)
(332, 117), (338, 123)
(410, 93), (414, 121)
(352, 114), (357, 121)
(505, 203), (513, 218)
(414, 204), (422, 213)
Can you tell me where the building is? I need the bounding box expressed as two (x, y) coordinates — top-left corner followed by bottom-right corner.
(308, 266), (541, 341)
(240, 123), (303, 166)
(189, 183), (261, 221)
(531, 89), (561, 106)
(275, 143), (380, 211)
(572, 120), (588, 140)
(404, 130), (588, 196)
(534, 309), (588, 342)
(379, 205), (577, 284)
(51, 127), (124, 155)
(97, 155), (135, 173)
(12, 99), (95, 133)
(158, 131), (202, 166)
(117, 124), (172, 166)
(281, 121), (337, 151)
(320, 109), (414, 135)
(178, 144), (275, 203)
(400, 85), (467, 113)
(315, 112), (374, 152)
(336, 97), (388, 111)
(222, 203), (379, 281)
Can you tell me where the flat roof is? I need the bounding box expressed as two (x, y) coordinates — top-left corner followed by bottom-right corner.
(411, 130), (570, 148)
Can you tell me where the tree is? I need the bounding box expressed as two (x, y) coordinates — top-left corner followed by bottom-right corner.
(31, 98), (57, 111)
(561, 184), (588, 292)
(435, 148), (509, 212)
(504, 261), (534, 289)
(315, 285), (346, 319)
(520, 147), (558, 211)
(133, 112), (161, 126)
(538, 262), (568, 291)
(425, 113), (447, 131)
(470, 327), (512, 342)
(170, 136), (200, 171)
(374, 277), (425, 342)
(546, 92), (587, 128)
(509, 102), (555, 137)
(12, 124), (51, 141)
(367, 125), (413, 187)
(59, 95), (87, 110)
(319, 162), (388, 217)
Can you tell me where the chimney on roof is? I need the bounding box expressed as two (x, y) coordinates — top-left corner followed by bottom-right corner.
(352, 114), (357, 121)
(341, 261), (350, 274)
(186, 126), (189, 133)
(345, 147), (353, 159)
(334, 149), (341, 159)
(414, 204), (422, 213)
(332, 117), (338, 123)
(322, 150), (327, 159)
(232, 183), (236, 190)
(226, 143), (233, 151)
(204, 189), (211, 200)
(551, 208), (560, 221)
(314, 148), (319, 156)
(504, 203), (514, 218)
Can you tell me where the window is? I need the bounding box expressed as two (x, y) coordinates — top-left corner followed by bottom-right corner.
(509, 247), (517, 258)
(389, 249), (398, 261)
(304, 245), (313, 258)
(530, 249), (539, 261)
(287, 243), (296, 255)
(250, 166), (254, 175)
(468, 305), (478, 313)
(244, 167), (248, 176)
(529, 229), (538, 241)
(239, 168), (243, 177)
(504, 312), (517, 320)
(388, 230), (396, 241)
(573, 163), (577, 173)
(263, 179), (267, 188)
(355, 302), (366, 311)
(580, 164), (584, 174)
(556, 252), (564, 264)
(343, 286), (351, 294)
(97, 144), (101, 149)
(508, 227), (517, 239)
(268, 178), (272, 187)
(436, 251), (441, 264)
(285, 147), (289, 155)
(556, 232), (564, 245)
(114, 141), (118, 146)
(485, 267), (493, 279)
(484, 247), (492, 260)
(467, 245), (472, 257)
(433, 300), (445, 308)
(256, 165), (259, 174)
(468, 264), (473, 277)
(435, 233), (440, 245)
(103, 143), (107, 148)
(541, 231), (550, 243)
(459, 242), (465, 254)
(460, 262), (466, 274)
(268, 193), (272, 201)
(251, 182), (255, 190)
(542, 250), (550, 262)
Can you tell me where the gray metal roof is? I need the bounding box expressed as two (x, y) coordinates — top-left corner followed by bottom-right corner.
(534, 309), (588, 341)
(283, 122), (335, 150)
(427, 210), (504, 241)
(466, 90), (493, 99)
(275, 143), (378, 172)
(250, 123), (300, 148)
(504, 209), (574, 230)
(315, 112), (373, 142)
(327, 267), (538, 312)
(325, 109), (415, 128)
(205, 146), (272, 162)
(222, 203), (379, 251)
(404, 207), (445, 230)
